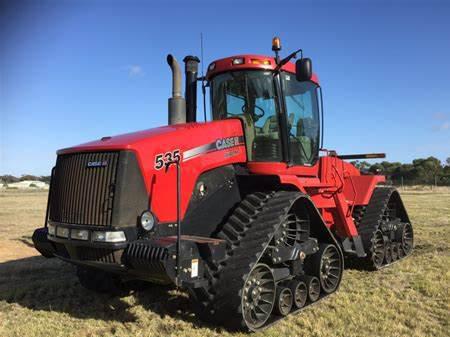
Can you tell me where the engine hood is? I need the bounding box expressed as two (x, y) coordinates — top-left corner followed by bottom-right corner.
(58, 120), (244, 154)
(59, 123), (203, 154)
(56, 119), (247, 222)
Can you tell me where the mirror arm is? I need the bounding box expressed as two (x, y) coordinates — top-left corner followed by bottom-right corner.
(275, 49), (303, 72)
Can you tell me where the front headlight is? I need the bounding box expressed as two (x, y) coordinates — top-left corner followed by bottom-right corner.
(56, 226), (69, 238)
(48, 224), (56, 236)
(71, 229), (89, 241)
(92, 231), (126, 243)
(140, 211), (156, 231)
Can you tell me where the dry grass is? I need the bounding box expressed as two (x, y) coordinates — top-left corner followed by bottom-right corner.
(0, 189), (448, 337)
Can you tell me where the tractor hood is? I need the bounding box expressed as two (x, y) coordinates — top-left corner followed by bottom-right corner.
(58, 120), (244, 156)
(57, 119), (247, 222)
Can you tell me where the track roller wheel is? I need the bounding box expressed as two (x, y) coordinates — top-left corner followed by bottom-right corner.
(304, 276), (320, 302)
(397, 242), (405, 259)
(289, 279), (307, 309)
(400, 223), (414, 255)
(391, 242), (399, 261)
(384, 238), (392, 264)
(369, 230), (385, 269)
(241, 264), (276, 330)
(274, 287), (293, 316)
(306, 244), (342, 294)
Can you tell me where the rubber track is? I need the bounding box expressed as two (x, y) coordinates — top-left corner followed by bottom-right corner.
(191, 191), (339, 331)
(358, 186), (410, 269)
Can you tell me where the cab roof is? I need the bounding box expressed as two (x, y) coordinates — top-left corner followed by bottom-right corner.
(206, 54), (319, 85)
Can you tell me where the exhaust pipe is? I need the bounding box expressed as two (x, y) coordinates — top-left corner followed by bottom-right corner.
(183, 55), (200, 123)
(167, 54), (186, 125)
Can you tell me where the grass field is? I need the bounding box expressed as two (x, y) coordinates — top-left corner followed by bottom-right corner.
(0, 189), (448, 337)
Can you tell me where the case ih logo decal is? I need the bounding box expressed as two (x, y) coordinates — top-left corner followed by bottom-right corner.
(183, 136), (244, 162)
(86, 161), (108, 168)
(215, 136), (240, 150)
(154, 136), (244, 169)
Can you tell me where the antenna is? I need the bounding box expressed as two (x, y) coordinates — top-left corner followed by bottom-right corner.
(200, 33), (204, 80)
(200, 33), (207, 122)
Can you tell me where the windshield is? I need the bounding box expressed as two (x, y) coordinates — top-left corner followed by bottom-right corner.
(210, 71), (282, 161)
(210, 70), (320, 165)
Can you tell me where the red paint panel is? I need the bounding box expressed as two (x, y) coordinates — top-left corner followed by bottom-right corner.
(206, 54), (320, 85)
(57, 119), (246, 222)
(343, 175), (385, 206)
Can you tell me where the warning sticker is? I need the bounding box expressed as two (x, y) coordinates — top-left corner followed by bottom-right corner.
(191, 259), (199, 278)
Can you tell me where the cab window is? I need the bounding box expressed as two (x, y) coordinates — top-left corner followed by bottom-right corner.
(282, 73), (320, 165)
(211, 71), (282, 162)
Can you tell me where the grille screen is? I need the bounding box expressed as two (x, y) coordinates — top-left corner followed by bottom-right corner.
(49, 152), (119, 226)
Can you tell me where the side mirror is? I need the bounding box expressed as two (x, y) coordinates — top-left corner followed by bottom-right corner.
(295, 58), (312, 81)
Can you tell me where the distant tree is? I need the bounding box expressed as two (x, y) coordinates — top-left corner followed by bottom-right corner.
(446, 157), (450, 166)
(350, 160), (371, 171)
(412, 157), (442, 184)
(20, 175), (40, 181)
(361, 157), (449, 186)
(39, 176), (51, 184)
(0, 175), (20, 183)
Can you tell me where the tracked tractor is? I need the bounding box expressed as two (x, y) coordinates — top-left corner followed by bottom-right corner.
(33, 37), (414, 331)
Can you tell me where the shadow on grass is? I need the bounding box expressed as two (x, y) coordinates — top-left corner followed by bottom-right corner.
(0, 256), (216, 330)
(343, 256), (373, 271)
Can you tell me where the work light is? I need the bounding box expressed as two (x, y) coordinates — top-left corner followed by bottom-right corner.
(140, 211), (156, 231)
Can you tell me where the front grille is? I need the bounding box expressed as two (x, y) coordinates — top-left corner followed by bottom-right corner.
(49, 152), (119, 226)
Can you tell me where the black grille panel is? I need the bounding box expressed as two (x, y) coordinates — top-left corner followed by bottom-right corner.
(49, 152), (119, 226)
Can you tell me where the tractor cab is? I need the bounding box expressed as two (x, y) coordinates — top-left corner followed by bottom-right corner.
(206, 47), (321, 167)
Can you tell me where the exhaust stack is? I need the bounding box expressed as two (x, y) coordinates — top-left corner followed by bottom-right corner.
(167, 54), (186, 125)
(183, 55), (200, 123)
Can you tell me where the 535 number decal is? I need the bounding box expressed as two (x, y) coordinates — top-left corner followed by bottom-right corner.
(154, 150), (181, 170)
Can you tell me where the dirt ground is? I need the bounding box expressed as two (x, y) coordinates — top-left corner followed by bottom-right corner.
(0, 189), (448, 337)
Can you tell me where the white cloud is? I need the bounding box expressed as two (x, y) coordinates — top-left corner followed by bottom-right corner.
(125, 65), (144, 77)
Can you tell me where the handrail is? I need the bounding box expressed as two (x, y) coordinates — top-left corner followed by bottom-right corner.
(165, 159), (182, 287)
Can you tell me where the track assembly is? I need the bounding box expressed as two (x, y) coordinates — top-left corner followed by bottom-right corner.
(190, 191), (345, 331)
(359, 187), (414, 270)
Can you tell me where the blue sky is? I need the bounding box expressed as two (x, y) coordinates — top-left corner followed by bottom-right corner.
(1, 0), (449, 176)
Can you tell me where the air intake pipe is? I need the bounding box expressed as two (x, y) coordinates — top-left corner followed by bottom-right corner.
(183, 55), (200, 123)
(167, 54), (186, 125)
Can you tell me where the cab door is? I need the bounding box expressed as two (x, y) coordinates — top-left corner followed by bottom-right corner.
(282, 73), (321, 166)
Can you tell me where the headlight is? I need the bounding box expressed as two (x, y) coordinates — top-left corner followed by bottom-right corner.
(140, 211), (156, 231)
(56, 226), (69, 238)
(48, 224), (56, 236)
(92, 231), (126, 243)
(71, 229), (89, 241)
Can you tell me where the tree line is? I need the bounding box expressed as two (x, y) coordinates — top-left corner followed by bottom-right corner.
(0, 175), (51, 184)
(351, 156), (450, 186)
(1, 156), (449, 186)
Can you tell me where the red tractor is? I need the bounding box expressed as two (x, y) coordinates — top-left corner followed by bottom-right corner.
(33, 37), (414, 331)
